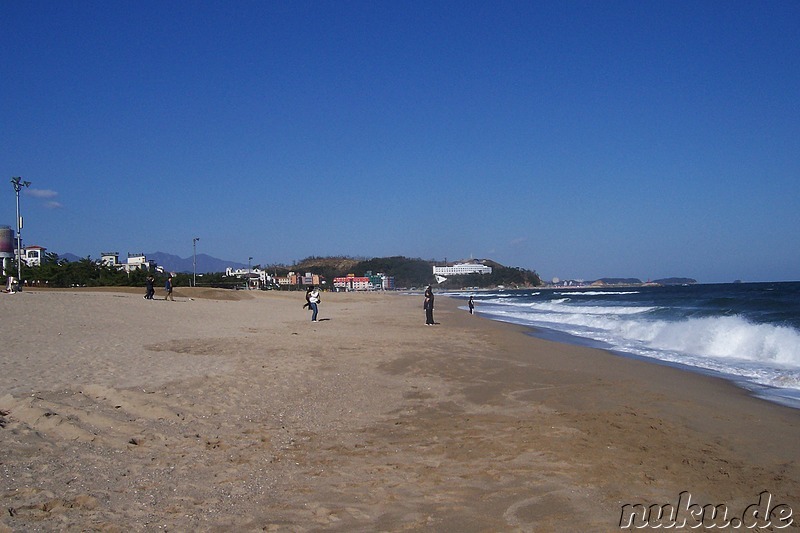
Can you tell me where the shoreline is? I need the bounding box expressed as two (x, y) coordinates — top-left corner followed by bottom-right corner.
(1, 288), (798, 530)
(443, 285), (800, 413)
(501, 315), (800, 412)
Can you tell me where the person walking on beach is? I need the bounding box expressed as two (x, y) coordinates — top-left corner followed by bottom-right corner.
(308, 286), (321, 322)
(164, 275), (174, 301)
(302, 286), (312, 310)
(144, 275), (155, 300)
(424, 285), (435, 325)
(468, 295), (475, 315)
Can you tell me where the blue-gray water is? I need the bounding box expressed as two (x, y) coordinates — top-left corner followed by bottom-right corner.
(446, 282), (800, 409)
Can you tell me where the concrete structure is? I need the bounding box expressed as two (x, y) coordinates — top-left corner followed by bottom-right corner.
(0, 226), (13, 259)
(2, 240), (47, 276)
(0, 226), (13, 278)
(101, 252), (157, 273)
(433, 262), (492, 276)
(100, 252), (119, 267)
(225, 266), (278, 290)
(7, 243), (47, 269)
(22, 245), (47, 267)
(334, 271), (395, 291)
(334, 275), (371, 291)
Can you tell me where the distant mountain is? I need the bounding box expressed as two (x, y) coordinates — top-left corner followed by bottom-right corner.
(58, 253), (83, 263)
(145, 252), (248, 274)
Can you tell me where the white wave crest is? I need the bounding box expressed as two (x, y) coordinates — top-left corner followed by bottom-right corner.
(554, 291), (641, 296)
(474, 291), (800, 398)
(628, 316), (800, 367)
(484, 298), (656, 316)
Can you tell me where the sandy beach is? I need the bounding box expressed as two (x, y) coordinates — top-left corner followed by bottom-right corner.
(1, 287), (798, 532)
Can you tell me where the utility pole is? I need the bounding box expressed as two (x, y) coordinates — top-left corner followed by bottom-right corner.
(11, 177), (31, 287)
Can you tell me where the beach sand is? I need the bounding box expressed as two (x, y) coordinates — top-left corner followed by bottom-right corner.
(1, 288), (798, 531)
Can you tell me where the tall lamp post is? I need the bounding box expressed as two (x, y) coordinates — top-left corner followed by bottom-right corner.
(192, 237), (200, 287)
(248, 257), (253, 290)
(11, 177), (31, 286)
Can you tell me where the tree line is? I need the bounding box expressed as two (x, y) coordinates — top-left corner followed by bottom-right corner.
(15, 253), (541, 290)
(14, 252), (228, 289)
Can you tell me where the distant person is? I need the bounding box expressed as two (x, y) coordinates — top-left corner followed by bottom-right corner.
(308, 286), (321, 322)
(165, 275), (174, 301)
(4, 276), (17, 294)
(424, 285), (435, 325)
(303, 286), (312, 310)
(144, 275), (155, 300)
(468, 296), (475, 315)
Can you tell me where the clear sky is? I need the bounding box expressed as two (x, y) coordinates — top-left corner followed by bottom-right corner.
(2, 1), (798, 283)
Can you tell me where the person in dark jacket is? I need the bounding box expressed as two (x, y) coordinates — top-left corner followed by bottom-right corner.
(424, 285), (435, 325)
(144, 275), (155, 300)
(165, 275), (174, 301)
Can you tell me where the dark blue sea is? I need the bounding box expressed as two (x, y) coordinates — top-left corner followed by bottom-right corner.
(447, 282), (800, 409)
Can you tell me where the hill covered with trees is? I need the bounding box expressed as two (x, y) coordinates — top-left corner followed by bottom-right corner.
(284, 256), (541, 289)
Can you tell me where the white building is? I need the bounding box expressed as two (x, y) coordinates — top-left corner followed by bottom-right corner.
(433, 262), (492, 276)
(225, 266), (277, 289)
(7, 244), (47, 268)
(22, 245), (47, 267)
(100, 252), (157, 272)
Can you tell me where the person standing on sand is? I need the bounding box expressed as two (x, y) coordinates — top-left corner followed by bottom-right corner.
(145, 275), (155, 300)
(308, 286), (321, 322)
(164, 275), (174, 301)
(424, 285), (435, 325)
(468, 295), (475, 315)
(302, 286), (312, 310)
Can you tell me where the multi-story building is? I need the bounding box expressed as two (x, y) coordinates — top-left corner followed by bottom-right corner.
(22, 245), (47, 267)
(432, 262), (492, 276)
(334, 272), (395, 291)
(380, 274), (396, 290)
(275, 272), (321, 287)
(100, 252), (157, 273)
(225, 266), (278, 290)
(334, 275), (371, 291)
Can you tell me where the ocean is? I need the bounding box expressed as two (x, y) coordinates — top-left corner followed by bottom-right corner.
(448, 282), (800, 409)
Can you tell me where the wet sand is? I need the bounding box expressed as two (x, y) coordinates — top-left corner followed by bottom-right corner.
(1, 288), (798, 531)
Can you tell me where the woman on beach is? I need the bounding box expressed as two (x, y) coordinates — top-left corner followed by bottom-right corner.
(468, 296), (474, 315)
(308, 286), (320, 322)
(424, 285), (435, 325)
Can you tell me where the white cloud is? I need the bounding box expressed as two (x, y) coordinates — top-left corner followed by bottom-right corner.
(25, 188), (58, 199)
(23, 188), (62, 208)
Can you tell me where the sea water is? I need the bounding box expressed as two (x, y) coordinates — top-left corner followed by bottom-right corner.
(448, 282), (800, 409)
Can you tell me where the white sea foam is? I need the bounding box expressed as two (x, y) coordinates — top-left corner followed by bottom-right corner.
(484, 297), (656, 316)
(476, 298), (800, 394)
(628, 316), (800, 365)
(554, 291), (640, 296)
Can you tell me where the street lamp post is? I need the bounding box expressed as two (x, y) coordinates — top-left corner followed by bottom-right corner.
(248, 257), (253, 290)
(11, 177), (31, 287)
(192, 237), (200, 287)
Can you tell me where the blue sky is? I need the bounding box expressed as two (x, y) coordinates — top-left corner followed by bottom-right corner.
(2, 1), (798, 283)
